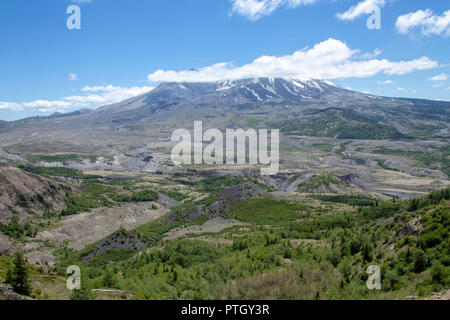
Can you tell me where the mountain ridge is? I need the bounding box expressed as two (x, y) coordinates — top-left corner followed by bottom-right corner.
(1, 78), (449, 139)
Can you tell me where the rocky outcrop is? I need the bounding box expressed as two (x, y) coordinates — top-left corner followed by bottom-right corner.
(0, 286), (25, 300)
(0, 234), (14, 255)
(80, 229), (145, 263)
(396, 218), (423, 237)
(164, 183), (266, 226)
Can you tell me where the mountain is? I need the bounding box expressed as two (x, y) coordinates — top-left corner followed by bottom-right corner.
(92, 78), (384, 123)
(0, 108), (93, 131)
(48, 108), (93, 119)
(1, 78), (449, 138)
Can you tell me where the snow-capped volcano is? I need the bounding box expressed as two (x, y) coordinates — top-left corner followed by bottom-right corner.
(3, 77), (448, 136)
(149, 78), (345, 103)
(213, 78), (340, 100)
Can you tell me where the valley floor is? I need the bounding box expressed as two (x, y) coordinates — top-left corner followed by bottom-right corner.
(0, 132), (449, 300)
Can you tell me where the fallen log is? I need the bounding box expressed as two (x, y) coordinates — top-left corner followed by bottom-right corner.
(92, 289), (135, 296)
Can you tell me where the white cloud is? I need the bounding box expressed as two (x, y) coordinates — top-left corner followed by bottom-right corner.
(361, 48), (382, 59)
(336, 0), (385, 21)
(433, 83), (444, 88)
(446, 87), (450, 91)
(147, 38), (438, 83)
(396, 9), (450, 37)
(397, 87), (405, 91)
(0, 85), (154, 113)
(428, 73), (448, 81)
(0, 102), (23, 112)
(68, 73), (78, 81)
(81, 85), (129, 92)
(65, 85), (154, 106)
(22, 100), (72, 109)
(231, 0), (318, 21)
(377, 80), (392, 85)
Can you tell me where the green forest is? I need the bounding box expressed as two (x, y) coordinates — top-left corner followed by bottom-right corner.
(49, 188), (449, 300)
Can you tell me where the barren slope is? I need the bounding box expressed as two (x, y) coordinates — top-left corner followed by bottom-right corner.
(0, 164), (70, 224)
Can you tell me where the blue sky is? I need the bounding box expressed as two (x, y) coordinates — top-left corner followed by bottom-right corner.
(0, 0), (449, 121)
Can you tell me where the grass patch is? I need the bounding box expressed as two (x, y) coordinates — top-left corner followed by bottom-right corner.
(134, 220), (176, 245)
(113, 190), (159, 203)
(297, 174), (347, 192)
(231, 198), (307, 226)
(196, 176), (247, 193)
(160, 190), (188, 202)
(0, 216), (36, 239)
(246, 118), (261, 127)
(311, 195), (377, 207)
(87, 249), (136, 268)
(61, 183), (114, 216)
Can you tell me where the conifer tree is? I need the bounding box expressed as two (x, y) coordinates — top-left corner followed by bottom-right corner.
(11, 252), (32, 295)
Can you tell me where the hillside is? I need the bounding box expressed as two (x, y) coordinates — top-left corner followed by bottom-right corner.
(0, 160), (448, 300)
(0, 164), (70, 225)
(7, 182), (445, 300)
(281, 108), (408, 140)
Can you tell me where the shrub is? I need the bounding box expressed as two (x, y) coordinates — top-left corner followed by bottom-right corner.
(102, 268), (119, 288)
(349, 238), (362, 255)
(430, 262), (446, 284)
(326, 250), (341, 267)
(413, 250), (428, 273)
